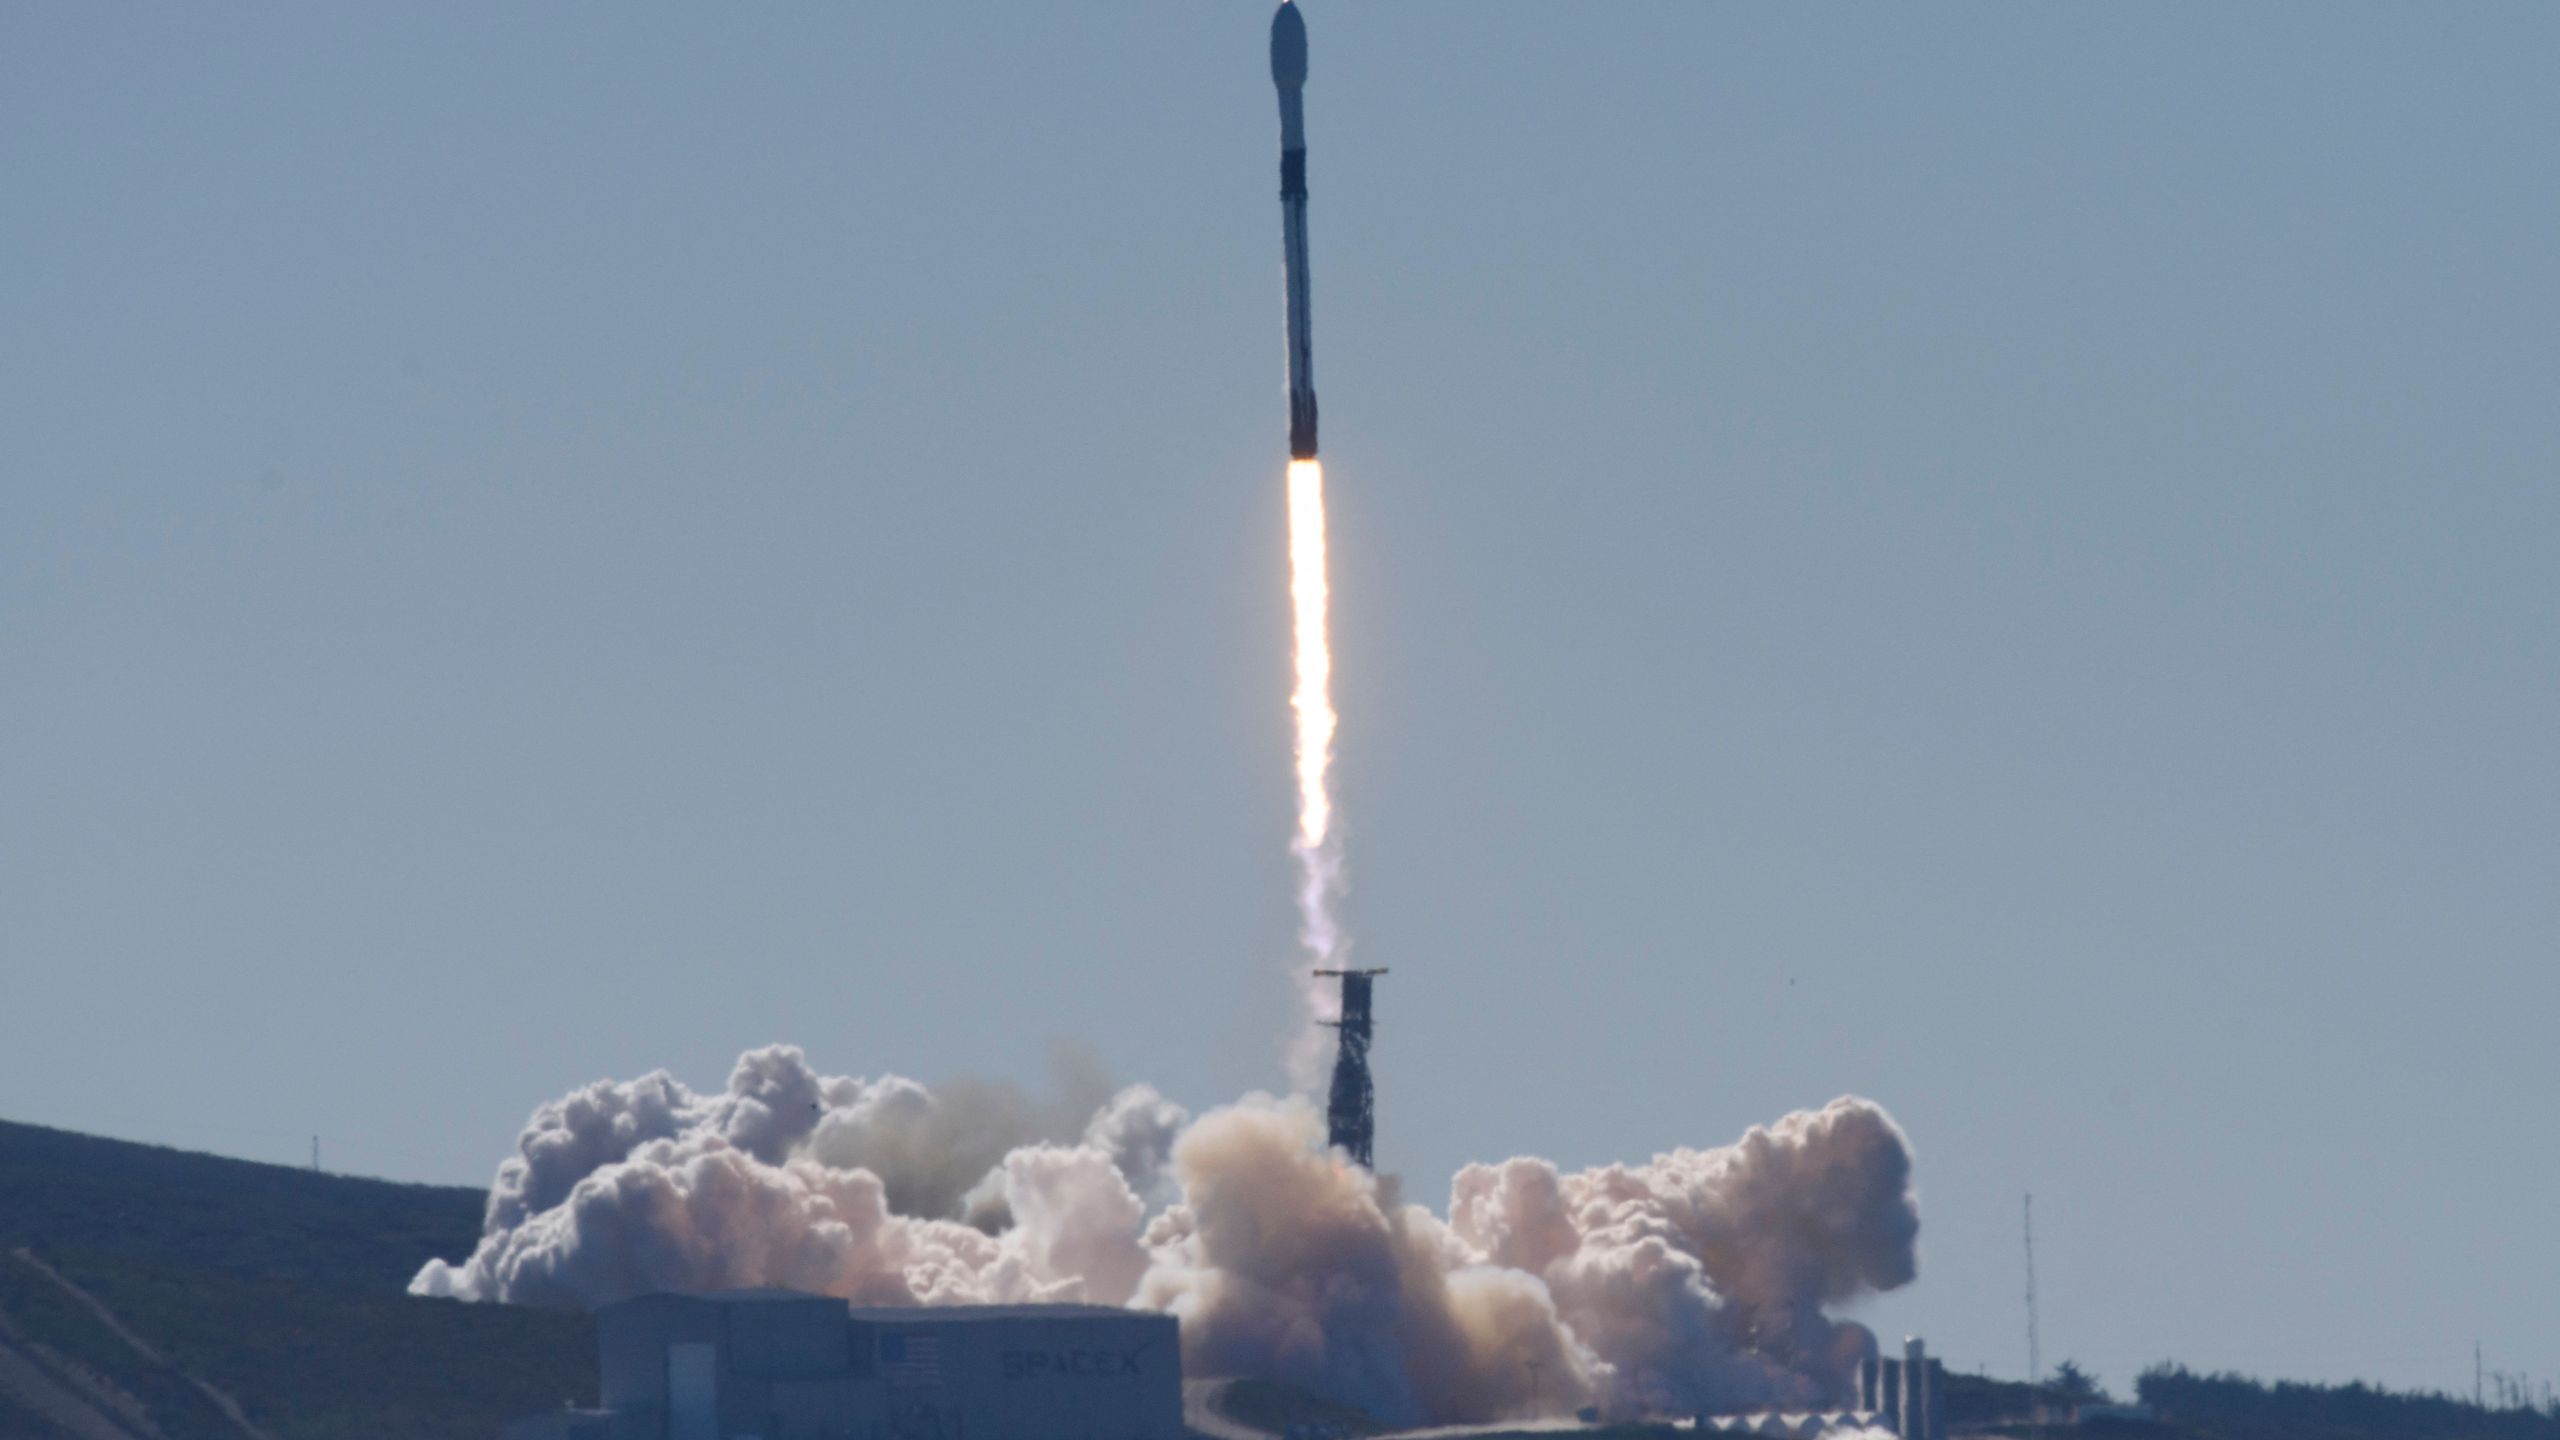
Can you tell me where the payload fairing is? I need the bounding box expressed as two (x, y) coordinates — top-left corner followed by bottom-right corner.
(1272, 2), (1318, 460)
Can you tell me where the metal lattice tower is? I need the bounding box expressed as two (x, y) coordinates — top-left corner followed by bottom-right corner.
(2025, 1193), (2043, 1434)
(1316, 968), (1386, 1168)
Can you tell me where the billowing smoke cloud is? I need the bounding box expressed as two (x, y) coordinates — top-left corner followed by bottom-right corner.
(415, 1047), (1917, 1426)
(413, 1047), (1176, 1309)
(806, 1046), (1122, 1221)
(1447, 1099), (1914, 1417)
(1134, 1097), (1598, 1424)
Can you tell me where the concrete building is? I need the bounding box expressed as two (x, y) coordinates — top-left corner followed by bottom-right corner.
(504, 1290), (1183, 1440)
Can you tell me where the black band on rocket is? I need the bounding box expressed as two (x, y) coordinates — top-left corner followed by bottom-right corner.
(1281, 150), (1307, 201)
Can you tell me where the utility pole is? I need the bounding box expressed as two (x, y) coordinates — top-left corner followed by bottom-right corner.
(2025, 1194), (2042, 1437)
(2476, 1341), (2484, 1409)
(311, 1135), (320, 1174)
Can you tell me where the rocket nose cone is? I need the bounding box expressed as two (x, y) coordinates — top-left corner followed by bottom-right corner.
(1270, 2), (1308, 90)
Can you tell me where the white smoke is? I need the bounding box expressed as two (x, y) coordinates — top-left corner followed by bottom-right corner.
(416, 1046), (1917, 1426)
(412, 1046), (1180, 1309)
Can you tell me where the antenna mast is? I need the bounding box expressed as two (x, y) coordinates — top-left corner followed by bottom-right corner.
(2025, 1193), (2043, 1434)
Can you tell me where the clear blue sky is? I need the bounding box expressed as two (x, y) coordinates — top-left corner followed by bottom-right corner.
(5, 2), (2554, 1401)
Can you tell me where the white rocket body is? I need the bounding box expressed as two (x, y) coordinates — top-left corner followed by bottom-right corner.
(1272, 2), (1317, 460)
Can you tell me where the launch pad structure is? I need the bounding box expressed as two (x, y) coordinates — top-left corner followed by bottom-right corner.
(1315, 968), (1386, 1168)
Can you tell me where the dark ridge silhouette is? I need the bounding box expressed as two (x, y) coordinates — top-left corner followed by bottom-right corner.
(0, 1116), (481, 1293)
(2138, 1364), (2560, 1440)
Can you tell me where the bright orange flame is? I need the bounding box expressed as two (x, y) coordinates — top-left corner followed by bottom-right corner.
(1286, 459), (1341, 969)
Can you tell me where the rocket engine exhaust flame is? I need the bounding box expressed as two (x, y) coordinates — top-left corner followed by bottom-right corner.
(1288, 459), (1342, 992)
(1286, 462), (1333, 863)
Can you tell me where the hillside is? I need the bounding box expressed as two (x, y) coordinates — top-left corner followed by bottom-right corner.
(0, 1118), (482, 1292)
(0, 1116), (590, 1440)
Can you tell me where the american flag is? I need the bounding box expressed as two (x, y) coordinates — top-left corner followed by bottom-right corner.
(878, 1332), (942, 1388)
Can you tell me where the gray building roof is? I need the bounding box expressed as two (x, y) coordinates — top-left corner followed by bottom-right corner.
(847, 1303), (1146, 1323)
(609, 1290), (1150, 1324)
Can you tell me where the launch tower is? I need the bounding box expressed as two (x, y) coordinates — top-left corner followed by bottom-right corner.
(1316, 967), (1386, 1168)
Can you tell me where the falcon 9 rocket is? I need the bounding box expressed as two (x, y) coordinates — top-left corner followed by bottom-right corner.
(1272, 2), (1318, 460)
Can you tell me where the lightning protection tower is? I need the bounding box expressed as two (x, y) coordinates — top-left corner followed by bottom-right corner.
(2025, 1193), (2043, 1436)
(1316, 967), (1386, 1168)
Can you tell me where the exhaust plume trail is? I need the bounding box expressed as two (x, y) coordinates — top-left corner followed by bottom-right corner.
(1287, 460), (1344, 1025)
